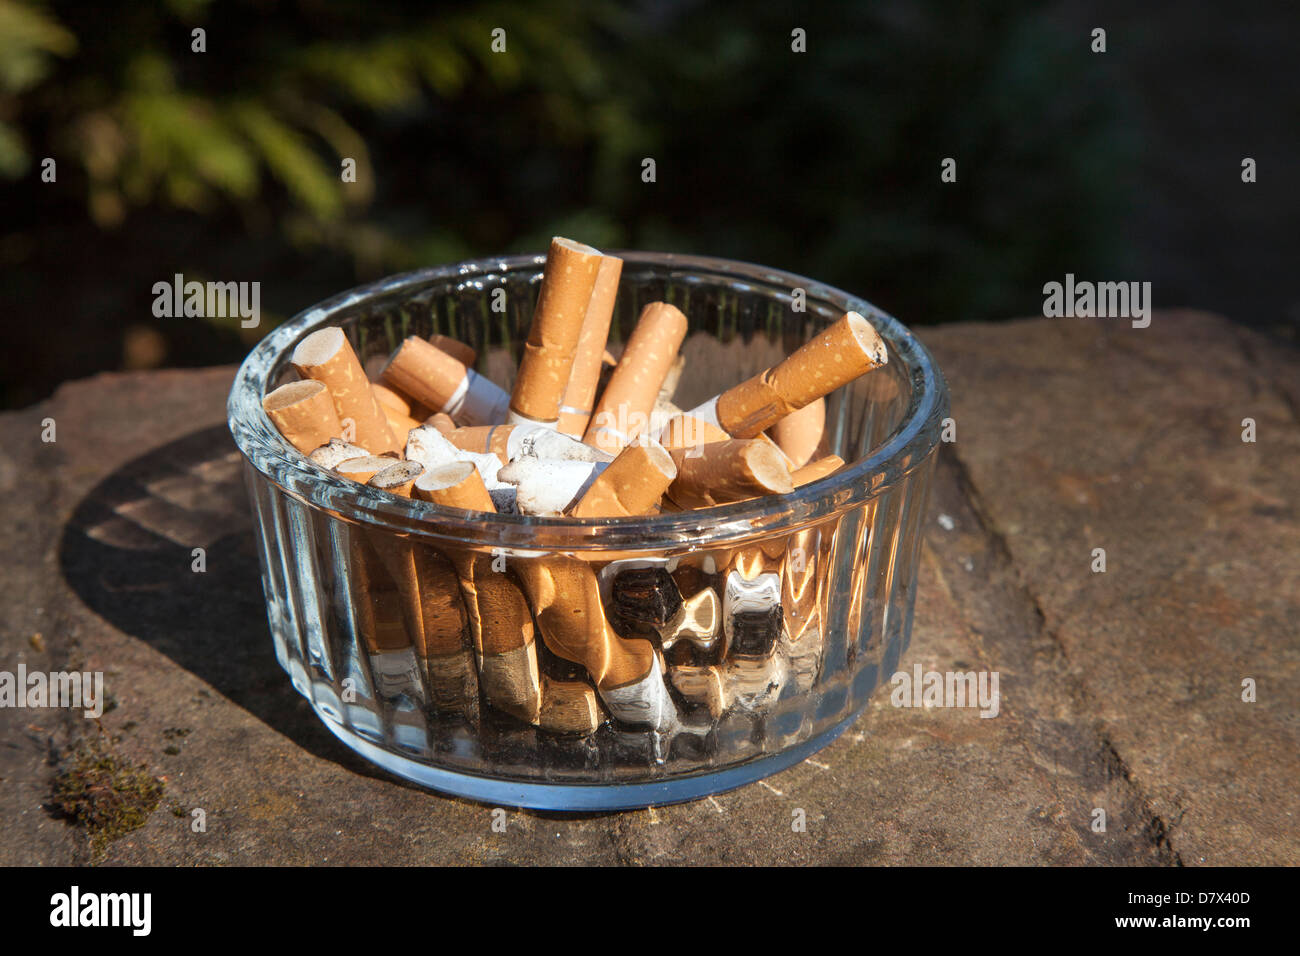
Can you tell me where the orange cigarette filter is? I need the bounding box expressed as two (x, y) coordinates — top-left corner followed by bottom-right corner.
(426, 412), (456, 433)
(512, 557), (656, 690)
(371, 382), (412, 415)
(768, 397), (825, 468)
(335, 455), (397, 485)
(263, 380), (343, 455)
(368, 459), (423, 498)
(509, 237), (604, 424)
(292, 327), (399, 455)
(444, 425), (512, 460)
(667, 438), (793, 509)
(428, 334), (476, 369)
(413, 461), (497, 513)
(557, 255), (623, 436)
(382, 336), (508, 426)
(791, 454), (846, 488)
(713, 311), (887, 439)
(584, 301), (688, 454)
(377, 399), (421, 444)
(658, 413), (730, 450)
(568, 440), (676, 518)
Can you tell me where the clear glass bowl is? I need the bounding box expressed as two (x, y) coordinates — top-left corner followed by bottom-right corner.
(228, 251), (948, 810)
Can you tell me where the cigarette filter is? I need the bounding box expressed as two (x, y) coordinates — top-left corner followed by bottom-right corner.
(428, 333), (477, 369)
(657, 413), (729, 450)
(453, 552), (541, 724)
(426, 412), (456, 433)
(292, 327), (399, 454)
(336, 455), (400, 485)
(684, 311), (887, 439)
(382, 336), (510, 426)
(667, 438), (793, 509)
(263, 380), (344, 455)
(446, 423), (612, 464)
(791, 454), (846, 488)
(413, 460), (496, 513)
(509, 237), (603, 425)
(512, 557), (677, 730)
(308, 438), (370, 470)
(768, 396), (825, 468)
(584, 301), (687, 453)
(568, 440), (676, 518)
(557, 255), (623, 436)
(497, 457), (606, 516)
(539, 676), (606, 735)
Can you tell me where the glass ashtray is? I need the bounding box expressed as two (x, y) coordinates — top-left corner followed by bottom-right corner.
(227, 251), (948, 810)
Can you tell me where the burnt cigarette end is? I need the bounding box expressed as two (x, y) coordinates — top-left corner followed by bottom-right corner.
(729, 606), (782, 657)
(611, 567), (684, 633)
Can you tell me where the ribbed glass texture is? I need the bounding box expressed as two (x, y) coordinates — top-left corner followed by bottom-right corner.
(228, 252), (948, 808)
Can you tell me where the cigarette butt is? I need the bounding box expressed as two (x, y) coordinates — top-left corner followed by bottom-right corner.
(513, 557), (676, 729)
(292, 327), (399, 454)
(711, 311), (887, 439)
(446, 423), (611, 465)
(648, 398), (682, 438)
(336, 455), (399, 485)
(365, 464), (466, 707)
(454, 551), (541, 724)
(413, 460), (496, 512)
(657, 353), (686, 404)
(724, 566), (783, 658)
(557, 255), (623, 436)
(497, 457), (605, 516)
(382, 336), (510, 426)
(509, 237), (604, 425)
(307, 438), (370, 470)
(768, 397), (825, 468)
(411, 541), (480, 717)
(426, 412), (456, 434)
(666, 439), (793, 509)
(373, 380), (431, 422)
(609, 566), (683, 634)
(372, 382), (412, 416)
(669, 665), (728, 720)
(405, 423), (463, 471)
(584, 301), (688, 453)
(263, 380), (344, 455)
(346, 531), (409, 656)
(568, 440), (676, 518)
(428, 333), (476, 369)
(672, 654), (789, 719)
(368, 459), (423, 498)
(380, 404), (421, 444)
(791, 454), (846, 487)
(444, 425), (511, 459)
(658, 413), (729, 450)
(660, 588), (721, 654)
(539, 676), (606, 735)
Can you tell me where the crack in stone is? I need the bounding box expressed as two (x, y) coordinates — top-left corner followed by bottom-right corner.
(946, 446), (1186, 866)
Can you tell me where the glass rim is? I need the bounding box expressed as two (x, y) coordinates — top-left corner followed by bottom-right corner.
(227, 250), (949, 550)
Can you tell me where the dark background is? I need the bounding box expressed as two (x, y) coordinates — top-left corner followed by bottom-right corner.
(1, 0), (1295, 409)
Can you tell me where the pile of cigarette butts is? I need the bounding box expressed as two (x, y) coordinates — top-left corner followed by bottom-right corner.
(261, 238), (889, 737)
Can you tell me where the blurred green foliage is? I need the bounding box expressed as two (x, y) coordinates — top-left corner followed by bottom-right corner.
(1, 0), (1134, 386)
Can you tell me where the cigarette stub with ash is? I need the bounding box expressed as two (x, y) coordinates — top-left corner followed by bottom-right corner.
(255, 236), (894, 735)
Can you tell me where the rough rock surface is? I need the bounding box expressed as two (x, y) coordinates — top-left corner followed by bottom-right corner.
(1, 311), (1294, 865)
